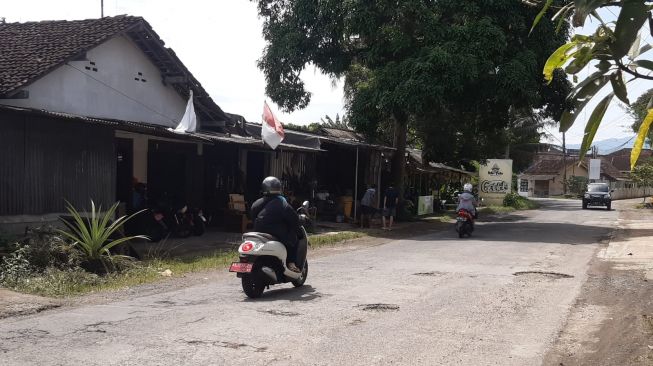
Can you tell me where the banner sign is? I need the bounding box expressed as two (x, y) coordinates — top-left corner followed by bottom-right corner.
(417, 195), (434, 216)
(589, 159), (601, 180)
(479, 159), (513, 205)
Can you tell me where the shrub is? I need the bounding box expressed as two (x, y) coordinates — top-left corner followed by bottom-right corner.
(58, 200), (147, 274)
(564, 176), (589, 196)
(503, 192), (539, 210)
(20, 226), (81, 270)
(0, 246), (34, 287)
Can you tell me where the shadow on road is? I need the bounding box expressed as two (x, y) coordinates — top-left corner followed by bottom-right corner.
(243, 285), (322, 303)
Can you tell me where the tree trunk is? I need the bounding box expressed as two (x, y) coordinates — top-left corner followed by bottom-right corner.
(391, 113), (408, 198)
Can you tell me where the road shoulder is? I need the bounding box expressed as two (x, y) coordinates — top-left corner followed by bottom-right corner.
(543, 199), (653, 366)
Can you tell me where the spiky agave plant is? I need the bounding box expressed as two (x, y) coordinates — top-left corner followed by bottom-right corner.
(58, 200), (147, 273)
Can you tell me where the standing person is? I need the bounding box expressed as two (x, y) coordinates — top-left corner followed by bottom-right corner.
(382, 184), (399, 230)
(360, 184), (377, 228)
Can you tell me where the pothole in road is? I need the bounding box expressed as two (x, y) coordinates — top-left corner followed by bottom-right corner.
(513, 271), (574, 279)
(260, 309), (301, 317)
(357, 303), (400, 312)
(413, 271), (446, 277)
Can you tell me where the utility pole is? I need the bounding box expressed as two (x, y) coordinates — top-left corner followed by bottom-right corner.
(562, 132), (567, 195)
(101, 0), (104, 18)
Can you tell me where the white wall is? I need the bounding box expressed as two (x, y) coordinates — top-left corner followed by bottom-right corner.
(1, 36), (187, 127)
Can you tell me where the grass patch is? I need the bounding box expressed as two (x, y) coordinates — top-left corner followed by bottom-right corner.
(5, 250), (238, 297)
(481, 206), (516, 215)
(309, 231), (367, 248)
(420, 212), (456, 223)
(6, 231), (369, 297)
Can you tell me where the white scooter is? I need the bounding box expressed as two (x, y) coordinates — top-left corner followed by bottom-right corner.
(229, 201), (310, 298)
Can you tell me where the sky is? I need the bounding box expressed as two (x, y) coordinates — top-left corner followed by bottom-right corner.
(1, 0), (345, 125)
(1, 2), (650, 145)
(544, 9), (653, 147)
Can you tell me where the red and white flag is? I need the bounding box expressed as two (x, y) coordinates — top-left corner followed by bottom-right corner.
(262, 101), (285, 150)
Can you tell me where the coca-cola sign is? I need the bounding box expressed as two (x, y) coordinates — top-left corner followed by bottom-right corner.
(481, 180), (509, 193)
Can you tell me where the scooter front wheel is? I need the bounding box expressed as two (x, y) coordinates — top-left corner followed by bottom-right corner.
(292, 260), (308, 287)
(242, 274), (265, 298)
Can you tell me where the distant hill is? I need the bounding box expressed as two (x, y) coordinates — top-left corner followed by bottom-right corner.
(566, 136), (651, 155)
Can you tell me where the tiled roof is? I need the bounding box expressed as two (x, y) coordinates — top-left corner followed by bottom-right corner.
(605, 148), (653, 171)
(522, 159), (567, 175)
(0, 15), (141, 95)
(522, 156), (626, 180)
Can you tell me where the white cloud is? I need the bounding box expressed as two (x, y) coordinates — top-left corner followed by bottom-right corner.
(2, 0), (345, 125)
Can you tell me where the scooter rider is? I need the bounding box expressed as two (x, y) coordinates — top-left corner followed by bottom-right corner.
(250, 176), (302, 273)
(457, 183), (477, 219)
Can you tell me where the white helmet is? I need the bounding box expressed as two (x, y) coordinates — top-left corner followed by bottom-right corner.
(463, 183), (473, 192)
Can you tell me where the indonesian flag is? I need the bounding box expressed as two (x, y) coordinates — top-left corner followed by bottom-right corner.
(170, 90), (197, 133)
(262, 101), (285, 150)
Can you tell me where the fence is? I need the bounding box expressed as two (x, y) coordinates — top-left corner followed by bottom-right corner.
(607, 181), (652, 200)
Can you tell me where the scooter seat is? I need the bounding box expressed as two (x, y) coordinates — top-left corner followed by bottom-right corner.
(243, 232), (277, 241)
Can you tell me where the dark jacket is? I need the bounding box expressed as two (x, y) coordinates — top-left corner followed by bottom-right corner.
(250, 195), (299, 247)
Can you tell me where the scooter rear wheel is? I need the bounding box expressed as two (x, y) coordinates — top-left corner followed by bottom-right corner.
(242, 274), (265, 298)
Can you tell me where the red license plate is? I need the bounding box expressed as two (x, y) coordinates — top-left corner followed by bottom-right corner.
(229, 262), (253, 273)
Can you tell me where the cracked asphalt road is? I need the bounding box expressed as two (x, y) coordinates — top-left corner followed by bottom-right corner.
(0, 199), (616, 366)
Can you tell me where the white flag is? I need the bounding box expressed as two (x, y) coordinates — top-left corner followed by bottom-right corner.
(170, 90), (197, 133)
(262, 101), (285, 150)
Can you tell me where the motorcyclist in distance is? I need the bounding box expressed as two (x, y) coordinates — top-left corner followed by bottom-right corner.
(457, 183), (478, 219)
(250, 176), (302, 273)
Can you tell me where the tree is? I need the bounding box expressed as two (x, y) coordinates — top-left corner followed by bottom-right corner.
(627, 88), (653, 144)
(630, 161), (653, 202)
(253, 0), (571, 193)
(532, 0), (653, 170)
(320, 114), (352, 130)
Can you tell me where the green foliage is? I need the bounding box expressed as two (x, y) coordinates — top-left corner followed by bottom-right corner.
(58, 200), (146, 274)
(0, 246), (34, 287)
(628, 88), (653, 144)
(284, 122), (322, 133)
(503, 192), (539, 210)
(565, 175), (590, 196)
(253, 0), (572, 190)
(320, 114), (351, 130)
(631, 162), (653, 202)
(533, 0), (653, 167)
(631, 162), (653, 186)
(0, 226), (82, 288)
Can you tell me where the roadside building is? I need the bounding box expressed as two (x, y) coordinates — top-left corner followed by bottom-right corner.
(0, 16), (236, 231)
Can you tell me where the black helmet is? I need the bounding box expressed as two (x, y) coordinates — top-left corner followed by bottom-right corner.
(261, 176), (282, 195)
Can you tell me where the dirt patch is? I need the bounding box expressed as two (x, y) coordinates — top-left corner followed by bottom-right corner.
(513, 271), (574, 279)
(543, 257), (653, 365)
(357, 303), (399, 312)
(0, 289), (61, 319)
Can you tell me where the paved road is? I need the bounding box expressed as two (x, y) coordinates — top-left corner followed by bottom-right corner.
(0, 199), (616, 366)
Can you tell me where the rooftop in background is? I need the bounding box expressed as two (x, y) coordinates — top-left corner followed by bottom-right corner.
(0, 15), (230, 127)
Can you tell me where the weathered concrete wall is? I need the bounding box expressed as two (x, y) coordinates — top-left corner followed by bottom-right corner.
(611, 187), (652, 200)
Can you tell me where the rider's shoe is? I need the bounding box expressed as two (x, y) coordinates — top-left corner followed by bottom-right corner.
(287, 262), (301, 273)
